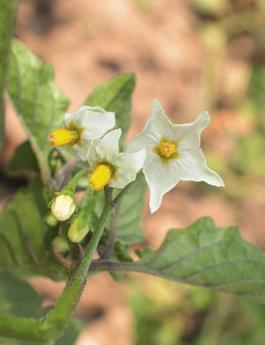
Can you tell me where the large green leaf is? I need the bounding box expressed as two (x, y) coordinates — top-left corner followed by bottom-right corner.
(0, 273), (43, 319)
(116, 173), (146, 244)
(105, 218), (265, 301)
(84, 73), (136, 139)
(0, 0), (17, 152)
(7, 40), (69, 186)
(0, 179), (65, 279)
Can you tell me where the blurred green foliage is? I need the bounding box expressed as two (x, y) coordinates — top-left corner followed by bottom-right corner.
(129, 278), (265, 345)
(189, 0), (265, 199)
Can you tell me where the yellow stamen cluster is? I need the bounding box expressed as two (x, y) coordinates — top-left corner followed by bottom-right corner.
(158, 140), (177, 159)
(89, 164), (113, 191)
(49, 128), (80, 147)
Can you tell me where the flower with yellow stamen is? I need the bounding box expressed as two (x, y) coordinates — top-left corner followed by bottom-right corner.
(87, 129), (145, 191)
(158, 140), (178, 159)
(49, 105), (115, 160)
(128, 100), (224, 213)
(49, 128), (80, 147)
(89, 164), (113, 191)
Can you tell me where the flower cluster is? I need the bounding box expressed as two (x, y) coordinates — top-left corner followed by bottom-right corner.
(49, 101), (224, 223)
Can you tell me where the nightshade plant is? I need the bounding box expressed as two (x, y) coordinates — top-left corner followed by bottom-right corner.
(1, 2), (265, 344)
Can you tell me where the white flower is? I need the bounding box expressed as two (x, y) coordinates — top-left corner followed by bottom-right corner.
(51, 194), (76, 221)
(49, 106), (115, 160)
(128, 100), (224, 213)
(87, 129), (145, 191)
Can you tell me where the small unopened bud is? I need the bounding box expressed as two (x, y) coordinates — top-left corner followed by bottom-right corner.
(68, 217), (90, 243)
(51, 194), (76, 221)
(45, 212), (58, 227)
(52, 236), (70, 253)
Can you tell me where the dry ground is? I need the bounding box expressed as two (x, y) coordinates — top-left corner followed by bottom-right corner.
(2, 0), (265, 344)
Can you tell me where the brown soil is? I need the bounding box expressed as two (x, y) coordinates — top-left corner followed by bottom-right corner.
(2, 0), (265, 344)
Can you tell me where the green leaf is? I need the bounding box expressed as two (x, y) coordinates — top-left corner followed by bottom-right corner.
(0, 274), (82, 345)
(84, 73), (136, 139)
(0, 0), (17, 152)
(5, 140), (39, 177)
(0, 273), (43, 345)
(119, 218), (265, 301)
(116, 173), (146, 244)
(0, 179), (65, 280)
(7, 40), (69, 186)
(95, 174), (146, 245)
(0, 273), (43, 318)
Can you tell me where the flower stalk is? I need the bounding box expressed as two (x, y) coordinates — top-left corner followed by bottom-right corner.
(0, 188), (113, 343)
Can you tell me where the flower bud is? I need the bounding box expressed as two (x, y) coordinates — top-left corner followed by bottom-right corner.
(45, 212), (58, 227)
(51, 194), (76, 221)
(68, 217), (90, 243)
(52, 236), (70, 253)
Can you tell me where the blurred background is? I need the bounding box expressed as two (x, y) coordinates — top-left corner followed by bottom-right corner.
(1, 0), (265, 344)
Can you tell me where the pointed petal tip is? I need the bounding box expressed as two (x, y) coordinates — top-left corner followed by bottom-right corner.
(150, 205), (158, 214)
(212, 176), (225, 188)
(219, 180), (225, 187)
(197, 111), (211, 126)
(151, 99), (164, 112)
(149, 194), (162, 214)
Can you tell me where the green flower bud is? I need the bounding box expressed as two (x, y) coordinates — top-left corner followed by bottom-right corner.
(52, 236), (70, 253)
(68, 217), (90, 243)
(51, 194), (76, 221)
(45, 212), (58, 227)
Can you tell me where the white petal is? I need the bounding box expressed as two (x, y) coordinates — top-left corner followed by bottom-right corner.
(51, 194), (76, 221)
(127, 132), (157, 153)
(145, 99), (176, 141)
(86, 139), (101, 168)
(93, 128), (121, 163)
(130, 149), (146, 171)
(176, 147), (224, 186)
(79, 106), (115, 139)
(64, 111), (81, 128)
(127, 100), (178, 154)
(64, 106), (115, 140)
(143, 153), (180, 213)
(72, 143), (90, 161)
(173, 112), (211, 148)
(110, 150), (146, 189)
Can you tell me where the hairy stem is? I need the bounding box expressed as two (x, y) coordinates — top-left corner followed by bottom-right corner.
(0, 189), (113, 343)
(101, 201), (120, 259)
(62, 167), (89, 194)
(100, 181), (136, 259)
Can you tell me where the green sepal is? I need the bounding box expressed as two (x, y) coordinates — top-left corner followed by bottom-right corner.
(68, 189), (96, 243)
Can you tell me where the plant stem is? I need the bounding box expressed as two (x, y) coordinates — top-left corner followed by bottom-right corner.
(0, 188), (113, 344)
(101, 181), (135, 259)
(62, 168), (89, 194)
(111, 180), (134, 208)
(54, 158), (78, 191)
(101, 201), (120, 259)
